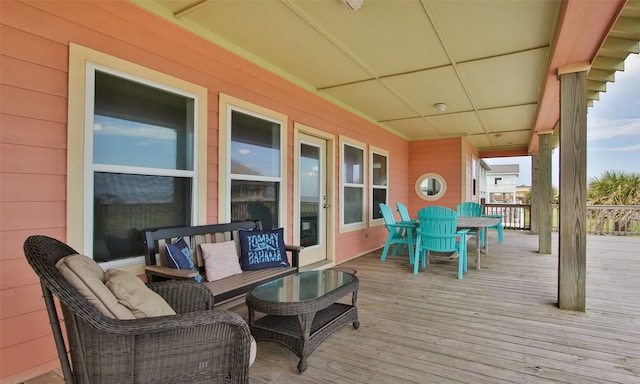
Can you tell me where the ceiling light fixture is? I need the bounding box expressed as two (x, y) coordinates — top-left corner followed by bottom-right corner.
(495, 134), (503, 140)
(340, 0), (364, 11)
(434, 103), (447, 113)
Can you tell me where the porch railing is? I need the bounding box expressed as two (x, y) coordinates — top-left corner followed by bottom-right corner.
(483, 203), (531, 230)
(483, 203), (640, 236)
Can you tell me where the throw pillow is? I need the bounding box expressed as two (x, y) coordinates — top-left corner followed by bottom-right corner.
(104, 269), (176, 318)
(56, 254), (135, 320)
(238, 228), (290, 271)
(165, 237), (203, 282)
(200, 241), (243, 282)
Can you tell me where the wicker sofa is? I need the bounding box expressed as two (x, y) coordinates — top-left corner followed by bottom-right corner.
(143, 220), (301, 305)
(24, 235), (252, 384)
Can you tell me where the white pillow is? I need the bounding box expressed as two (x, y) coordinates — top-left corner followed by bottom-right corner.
(104, 269), (176, 318)
(200, 241), (243, 282)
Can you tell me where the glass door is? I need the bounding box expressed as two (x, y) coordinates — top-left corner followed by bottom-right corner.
(298, 134), (327, 265)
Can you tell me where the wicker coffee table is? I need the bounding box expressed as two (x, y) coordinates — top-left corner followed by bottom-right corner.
(246, 270), (359, 373)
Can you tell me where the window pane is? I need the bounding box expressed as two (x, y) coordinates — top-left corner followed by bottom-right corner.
(343, 145), (363, 184)
(231, 180), (279, 229)
(93, 172), (192, 262)
(93, 71), (194, 170)
(372, 153), (387, 186)
(231, 110), (280, 177)
(344, 187), (363, 224)
(300, 144), (321, 247)
(372, 188), (387, 220)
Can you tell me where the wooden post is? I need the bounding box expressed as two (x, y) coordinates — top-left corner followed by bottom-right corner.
(558, 68), (588, 311)
(537, 134), (553, 254)
(530, 154), (539, 234)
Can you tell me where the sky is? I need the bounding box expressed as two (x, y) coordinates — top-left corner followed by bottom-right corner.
(486, 53), (640, 187)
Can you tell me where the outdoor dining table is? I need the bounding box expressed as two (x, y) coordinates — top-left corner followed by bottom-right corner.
(399, 215), (500, 271)
(456, 216), (501, 269)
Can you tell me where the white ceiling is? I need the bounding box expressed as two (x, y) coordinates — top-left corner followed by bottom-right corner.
(136, 0), (638, 154)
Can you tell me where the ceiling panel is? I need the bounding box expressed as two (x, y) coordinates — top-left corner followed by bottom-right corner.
(457, 48), (549, 110)
(430, 0), (559, 62)
(385, 117), (440, 139)
(292, 0), (451, 78)
(321, 80), (418, 121)
(381, 66), (472, 115)
(428, 112), (484, 136)
(479, 105), (538, 134)
(175, 0), (373, 87)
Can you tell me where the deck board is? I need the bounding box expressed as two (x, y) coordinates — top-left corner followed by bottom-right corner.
(22, 232), (640, 384)
(240, 232), (640, 383)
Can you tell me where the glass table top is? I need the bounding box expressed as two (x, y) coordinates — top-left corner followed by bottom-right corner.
(251, 270), (355, 303)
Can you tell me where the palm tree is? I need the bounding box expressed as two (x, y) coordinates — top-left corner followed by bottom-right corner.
(587, 171), (640, 232)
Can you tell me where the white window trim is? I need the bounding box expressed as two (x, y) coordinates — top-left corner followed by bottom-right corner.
(68, 43), (207, 270)
(369, 146), (389, 227)
(218, 94), (288, 229)
(340, 136), (367, 232)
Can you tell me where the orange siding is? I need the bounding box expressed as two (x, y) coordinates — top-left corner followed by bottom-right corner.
(407, 137), (463, 214)
(0, 1), (411, 381)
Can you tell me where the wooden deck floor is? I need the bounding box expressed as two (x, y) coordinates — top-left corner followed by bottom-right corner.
(23, 232), (639, 384)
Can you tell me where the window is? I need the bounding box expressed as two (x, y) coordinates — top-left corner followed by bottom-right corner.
(219, 95), (287, 230)
(370, 147), (388, 222)
(68, 44), (207, 266)
(341, 137), (366, 230)
(472, 158), (477, 196)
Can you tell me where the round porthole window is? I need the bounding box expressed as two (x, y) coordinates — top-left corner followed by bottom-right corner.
(415, 173), (447, 201)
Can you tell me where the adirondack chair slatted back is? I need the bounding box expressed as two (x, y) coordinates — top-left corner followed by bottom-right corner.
(417, 206), (459, 252)
(396, 202), (412, 222)
(456, 202), (485, 247)
(457, 202), (483, 218)
(379, 203), (410, 261)
(415, 206), (469, 278)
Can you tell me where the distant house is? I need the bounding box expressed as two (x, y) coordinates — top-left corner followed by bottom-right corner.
(486, 165), (519, 204)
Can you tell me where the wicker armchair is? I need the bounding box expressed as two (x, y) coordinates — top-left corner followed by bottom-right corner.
(24, 235), (251, 384)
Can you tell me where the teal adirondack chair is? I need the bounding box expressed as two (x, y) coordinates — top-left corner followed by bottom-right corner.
(396, 202), (413, 222)
(456, 202), (486, 248)
(379, 203), (412, 262)
(484, 214), (504, 243)
(414, 206), (469, 279)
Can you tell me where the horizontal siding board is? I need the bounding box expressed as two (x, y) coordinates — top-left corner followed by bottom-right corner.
(0, 25), (68, 71)
(0, 174), (66, 202)
(0, 86), (67, 123)
(0, 258), (40, 290)
(0, 143), (66, 175)
(0, 115), (67, 149)
(1, 333), (59, 379)
(0, 228), (66, 262)
(0, 309), (52, 350)
(0, 202), (66, 231)
(0, 283), (45, 320)
(0, 55), (67, 97)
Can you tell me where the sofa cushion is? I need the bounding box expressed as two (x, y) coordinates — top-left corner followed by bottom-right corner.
(239, 228), (290, 271)
(200, 241), (243, 282)
(104, 269), (176, 318)
(56, 254), (135, 319)
(250, 335), (257, 366)
(165, 237), (202, 282)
